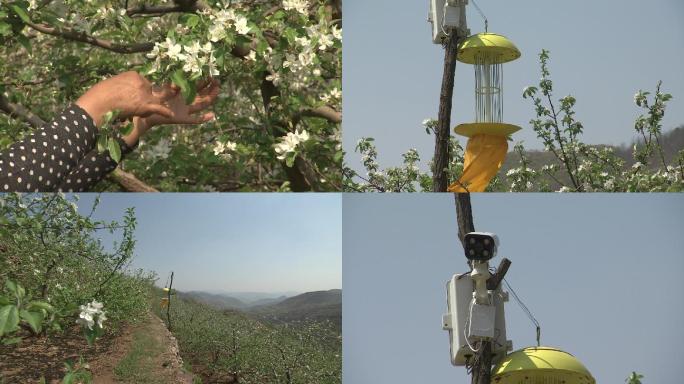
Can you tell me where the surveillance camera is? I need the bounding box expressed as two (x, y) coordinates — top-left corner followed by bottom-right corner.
(464, 232), (499, 261)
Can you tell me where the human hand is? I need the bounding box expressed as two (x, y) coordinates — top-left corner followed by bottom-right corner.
(75, 71), (176, 127)
(123, 78), (220, 146)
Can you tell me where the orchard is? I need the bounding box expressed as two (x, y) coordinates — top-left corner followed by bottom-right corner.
(0, 0), (342, 191)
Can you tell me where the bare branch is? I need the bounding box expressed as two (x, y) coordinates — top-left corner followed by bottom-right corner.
(25, 21), (155, 53)
(126, 0), (209, 17)
(107, 168), (159, 192)
(300, 106), (341, 123)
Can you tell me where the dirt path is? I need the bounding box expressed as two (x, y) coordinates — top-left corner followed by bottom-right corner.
(0, 313), (192, 384)
(89, 313), (193, 384)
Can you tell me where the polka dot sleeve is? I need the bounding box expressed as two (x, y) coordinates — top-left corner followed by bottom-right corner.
(57, 139), (137, 192)
(0, 104), (97, 192)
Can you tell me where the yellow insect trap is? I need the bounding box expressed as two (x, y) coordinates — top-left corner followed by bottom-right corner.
(448, 33), (521, 192)
(491, 346), (596, 384)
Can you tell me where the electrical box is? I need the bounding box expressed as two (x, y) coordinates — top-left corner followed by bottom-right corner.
(428, 0), (467, 44)
(442, 273), (511, 366)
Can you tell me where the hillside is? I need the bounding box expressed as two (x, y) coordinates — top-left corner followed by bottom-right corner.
(160, 295), (342, 383)
(180, 291), (248, 309)
(499, 125), (684, 189)
(179, 291), (289, 310)
(249, 289), (342, 328)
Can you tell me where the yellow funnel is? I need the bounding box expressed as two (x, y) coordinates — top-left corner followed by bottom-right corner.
(457, 33), (521, 64)
(492, 346), (595, 384)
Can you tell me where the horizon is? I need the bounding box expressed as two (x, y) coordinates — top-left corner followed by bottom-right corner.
(72, 193), (342, 294)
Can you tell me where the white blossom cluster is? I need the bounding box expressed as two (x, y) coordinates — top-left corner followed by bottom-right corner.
(76, 300), (107, 330)
(213, 140), (237, 159)
(274, 130), (310, 160)
(206, 6), (251, 42)
(264, 21), (341, 90)
(283, 0), (310, 15)
(320, 87), (341, 104)
(147, 38), (219, 76)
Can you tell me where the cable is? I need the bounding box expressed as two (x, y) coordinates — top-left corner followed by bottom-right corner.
(463, 297), (482, 353)
(503, 277), (542, 346)
(471, 0), (489, 32)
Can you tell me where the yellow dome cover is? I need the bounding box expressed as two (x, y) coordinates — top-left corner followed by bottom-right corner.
(457, 33), (521, 64)
(492, 346), (595, 384)
(454, 122), (521, 138)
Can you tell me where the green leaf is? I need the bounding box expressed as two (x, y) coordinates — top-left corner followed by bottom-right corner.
(171, 69), (196, 104)
(15, 33), (30, 52)
(0, 305), (20, 336)
(96, 134), (108, 153)
(0, 22), (12, 36)
(107, 137), (122, 163)
(10, 5), (31, 24)
(20, 309), (44, 334)
(5, 280), (17, 295)
(27, 301), (53, 312)
(119, 121), (134, 136)
(184, 14), (199, 28)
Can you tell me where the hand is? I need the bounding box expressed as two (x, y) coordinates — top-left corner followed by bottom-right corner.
(123, 78), (220, 146)
(76, 71), (176, 126)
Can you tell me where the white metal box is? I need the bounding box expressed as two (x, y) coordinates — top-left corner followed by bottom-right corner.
(428, 0), (466, 44)
(442, 273), (511, 366)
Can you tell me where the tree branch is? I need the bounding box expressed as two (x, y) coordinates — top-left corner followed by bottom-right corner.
(300, 106), (341, 123)
(0, 93), (46, 128)
(126, 0), (209, 17)
(25, 21), (155, 53)
(107, 168), (159, 192)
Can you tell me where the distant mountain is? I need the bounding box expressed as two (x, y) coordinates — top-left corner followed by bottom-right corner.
(179, 291), (291, 310)
(180, 291), (247, 310)
(249, 289), (342, 328)
(205, 291), (300, 303)
(249, 296), (288, 307)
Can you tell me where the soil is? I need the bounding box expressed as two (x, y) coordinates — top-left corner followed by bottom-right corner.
(0, 313), (193, 384)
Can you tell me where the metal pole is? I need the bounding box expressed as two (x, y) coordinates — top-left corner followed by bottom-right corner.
(166, 271), (174, 331)
(454, 193), (511, 384)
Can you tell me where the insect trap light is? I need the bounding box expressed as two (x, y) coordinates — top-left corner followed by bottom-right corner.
(448, 33), (521, 192)
(492, 347), (596, 384)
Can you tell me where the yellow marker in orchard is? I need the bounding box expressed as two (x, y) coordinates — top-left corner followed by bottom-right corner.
(492, 346), (595, 384)
(448, 33), (521, 192)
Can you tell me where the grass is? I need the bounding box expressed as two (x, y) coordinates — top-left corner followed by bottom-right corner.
(113, 329), (165, 384)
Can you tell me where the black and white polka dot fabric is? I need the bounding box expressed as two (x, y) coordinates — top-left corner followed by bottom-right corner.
(0, 104), (133, 192)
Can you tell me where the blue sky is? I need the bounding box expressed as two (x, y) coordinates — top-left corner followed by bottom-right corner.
(343, 193), (684, 383)
(343, 0), (684, 173)
(73, 193), (342, 293)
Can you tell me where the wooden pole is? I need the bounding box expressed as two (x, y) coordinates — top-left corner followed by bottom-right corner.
(433, 7), (468, 192)
(432, 32), (461, 192)
(166, 271), (174, 331)
(453, 193), (511, 384)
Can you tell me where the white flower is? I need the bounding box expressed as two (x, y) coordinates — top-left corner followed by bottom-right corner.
(265, 72), (281, 86)
(76, 300), (106, 330)
(283, 0), (309, 14)
(213, 141), (237, 156)
(146, 138), (172, 160)
(247, 50), (257, 61)
(274, 130), (310, 160)
(557, 186), (573, 193)
(331, 25), (342, 40)
(318, 33), (334, 50)
(233, 15), (250, 35)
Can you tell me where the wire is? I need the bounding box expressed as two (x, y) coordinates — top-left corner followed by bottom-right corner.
(463, 297), (482, 353)
(503, 277), (542, 346)
(471, 0), (489, 32)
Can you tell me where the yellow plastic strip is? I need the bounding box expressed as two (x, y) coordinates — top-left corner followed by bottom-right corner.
(448, 134), (508, 192)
